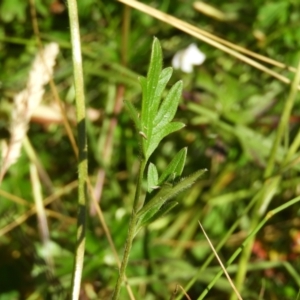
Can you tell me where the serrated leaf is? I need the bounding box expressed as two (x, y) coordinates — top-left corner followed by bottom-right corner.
(140, 39), (162, 136)
(138, 38), (185, 162)
(147, 163), (159, 193)
(136, 202), (161, 231)
(136, 201), (178, 231)
(158, 147), (187, 185)
(146, 122), (185, 160)
(137, 169), (207, 219)
(153, 80), (183, 131)
(146, 201), (178, 224)
(124, 100), (140, 130)
(146, 37), (162, 107)
(139, 76), (147, 117)
(139, 76), (147, 121)
(151, 67), (173, 114)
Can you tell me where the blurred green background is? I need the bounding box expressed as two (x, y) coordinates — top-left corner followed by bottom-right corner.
(0, 0), (300, 299)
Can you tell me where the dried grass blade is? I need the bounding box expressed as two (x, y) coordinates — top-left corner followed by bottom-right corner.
(117, 0), (298, 89)
(198, 222), (243, 300)
(0, 43), (59, 182)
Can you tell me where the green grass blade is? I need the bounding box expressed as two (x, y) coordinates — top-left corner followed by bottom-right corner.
(197, 193), (300, 300)
(124, 100), (141, 131)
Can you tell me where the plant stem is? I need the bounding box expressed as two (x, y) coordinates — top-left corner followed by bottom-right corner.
(197, 194), (300, 300)
(229, 175), (280, 300)
(112, 159), (146, 300)
(229, 59), (300, 300)
(176, 190), (259, 300)
(281, 60), (300, 167)
(264, 58), (300, 178)
(228, 59), (300, 300)
(67, 0), (88, 299)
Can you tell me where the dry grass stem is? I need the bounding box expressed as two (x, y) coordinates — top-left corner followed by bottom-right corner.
(0, 180), (78, 237)
(87, 179), (136, 300)
(178, 285), (191, 300)
(170, 284), (191, 300)
(0, 43), (59, 182)
(117, 0), (298, 88)
(30, 162), (54, 272)
(198, 222), (243, 300)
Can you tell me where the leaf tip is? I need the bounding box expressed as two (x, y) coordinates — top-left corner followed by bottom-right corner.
(139, 131), (148, 139)
(151, 186), (160, 189)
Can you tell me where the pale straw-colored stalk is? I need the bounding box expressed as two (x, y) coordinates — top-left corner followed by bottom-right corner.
(0, 43), (59, 182)
(117, 0), (299, 89)
(30, 162), (53, 273)
(0, 180), (78, 237)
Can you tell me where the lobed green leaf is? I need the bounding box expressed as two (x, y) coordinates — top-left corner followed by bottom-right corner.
(137, 169), (207, 219)
(147, 163), (159, 193)
(158, 147), (187, 185)
(136, 201), (178, 231)
(135, 202), (162, 232)
(153, 80), (183, 132)
(146, 37), (162, 106)
(138, 38), (185, 162)
(148, 201), (178, 223)
(146, 122), (185, 160)
(150, 67), (173, 114)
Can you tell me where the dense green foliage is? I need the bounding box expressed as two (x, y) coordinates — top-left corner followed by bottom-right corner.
(1, 0), (300, 299)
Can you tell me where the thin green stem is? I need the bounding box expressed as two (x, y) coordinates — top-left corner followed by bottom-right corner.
(228, 58), (300, 300)
(112, 159), (146, 300)
(283, 128), (300, 168)
(67, 0), (88, 299)
(229, 217), (257, 300)
(197, 194), (300, 300)
(230, 59), (300, 300)
(229, 175), (281, 300)
(207, 260), (300, 284)
(264, 58), (300, 178)
(176, 188), (260, 300)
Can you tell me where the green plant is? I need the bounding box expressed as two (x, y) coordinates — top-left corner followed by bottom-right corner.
(67, 0), (88, 298)
(112, 37), (206, 299)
